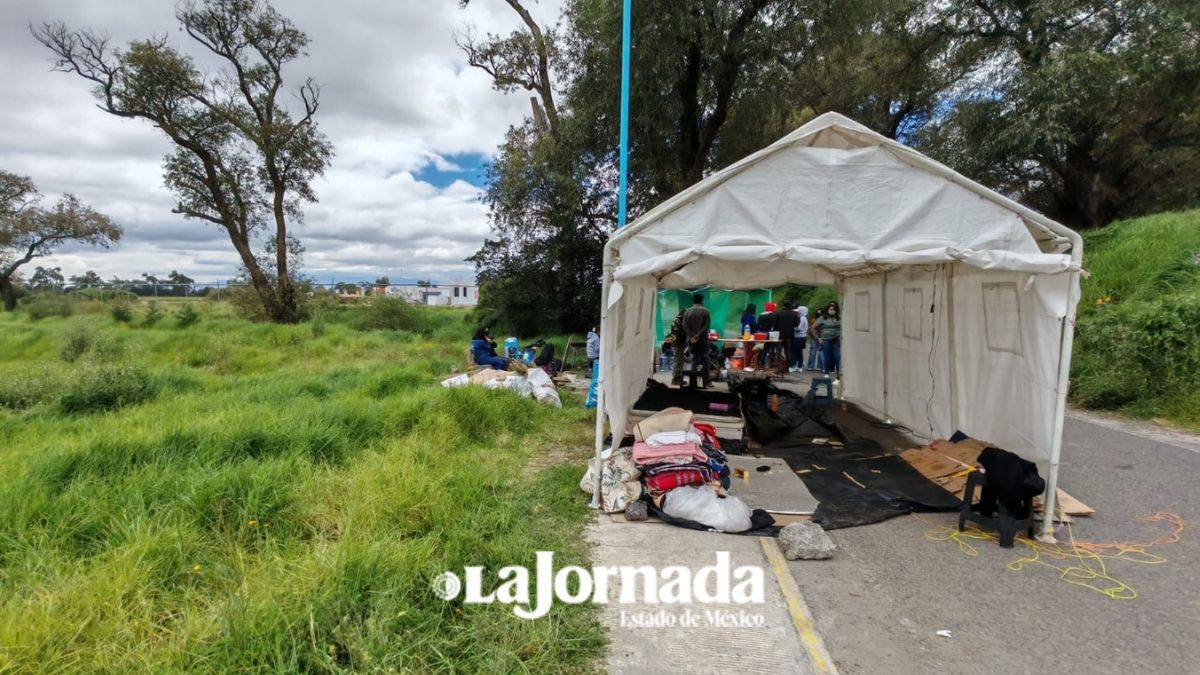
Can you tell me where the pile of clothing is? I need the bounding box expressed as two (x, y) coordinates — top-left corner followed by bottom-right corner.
(632, 408), (763, 533)
(632, 408), (729, 495)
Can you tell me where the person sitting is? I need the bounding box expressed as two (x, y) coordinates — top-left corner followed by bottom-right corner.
(470, 327), (508, 370)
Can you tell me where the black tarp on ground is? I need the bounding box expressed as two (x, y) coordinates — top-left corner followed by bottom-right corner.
(631, 379), (742, 417)
(728, 377), (962, 529)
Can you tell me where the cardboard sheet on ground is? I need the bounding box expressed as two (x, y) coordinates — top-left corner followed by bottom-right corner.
(726, 456), (818, 515)
(910, 439), (1095, 518)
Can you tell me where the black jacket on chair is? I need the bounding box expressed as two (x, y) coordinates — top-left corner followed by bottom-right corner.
(975, 446), (1045, 519)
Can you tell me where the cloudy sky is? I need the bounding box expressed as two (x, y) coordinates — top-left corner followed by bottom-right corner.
(2, 0), (565, 284)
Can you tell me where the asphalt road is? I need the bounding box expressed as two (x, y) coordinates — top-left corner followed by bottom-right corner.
(789, 410), (1200, 674)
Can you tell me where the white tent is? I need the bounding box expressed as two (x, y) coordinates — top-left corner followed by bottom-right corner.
(593, 112), (1083, 537)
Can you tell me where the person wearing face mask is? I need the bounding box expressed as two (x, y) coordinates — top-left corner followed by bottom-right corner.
(813, 301), (842, 378)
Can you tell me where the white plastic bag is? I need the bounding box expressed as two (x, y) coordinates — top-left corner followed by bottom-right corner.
(441, 373), (470, 388)
(662, 485), (753, 532)
(525, 367), (562, 407)
(502, 374), (533, 397)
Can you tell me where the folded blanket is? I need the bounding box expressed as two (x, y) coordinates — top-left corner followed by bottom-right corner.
(644, 429), (703, 447)
(632, 441), (707, 466)
(633, 408), (695, 442)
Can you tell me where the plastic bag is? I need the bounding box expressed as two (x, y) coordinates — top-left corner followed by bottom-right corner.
(661, 485), (753, 532)
(441, 373), (470, 388)
(502, 374), (533, 397)
(525, 367), (562, 407)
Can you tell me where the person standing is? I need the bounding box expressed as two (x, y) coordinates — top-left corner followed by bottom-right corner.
(806, 307), (825, 371)
(814, 301), (842, 378)
(678, 293), (712, 387)
(586, 326), (600, 370)
(791, 305), (809, 372)
(772, 300), (798, 375)
(739, 303), (758, 334)
(668, 310), (688, 385)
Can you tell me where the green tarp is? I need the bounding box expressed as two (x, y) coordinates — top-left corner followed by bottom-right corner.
(654, 288), (774, 343)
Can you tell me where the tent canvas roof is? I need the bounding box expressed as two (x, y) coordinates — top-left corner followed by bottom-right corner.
(605, 112), (1081, 290)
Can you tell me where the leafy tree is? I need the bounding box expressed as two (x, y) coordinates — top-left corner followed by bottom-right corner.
(167, 270), (195, 296)
(459, 0), (799, 332)
(921, 0), (1200, 228)
(35, 0), (332, 323)
(1, 171), (121, 311)
(69, 270), (103, 288)
(30, 266), (65, 292)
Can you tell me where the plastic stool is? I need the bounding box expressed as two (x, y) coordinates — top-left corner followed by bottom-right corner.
(809, 376), (834, 406)
(958, 470), (1035, 548)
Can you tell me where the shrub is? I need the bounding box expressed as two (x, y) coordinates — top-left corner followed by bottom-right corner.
(310, 310), (327, 338)
(111, 301), (134, 323)
(60, 325), (95, 362)
(26, 295), (74, 320)
(0, 370), (56, 410)
(70, 288), (138, 303)
(176, 303), (200, 328)
(58, 363), (158, 414)
(225, 284), (268, 321)
(143, 301), (163, 326)
(353, 297), (428, 333)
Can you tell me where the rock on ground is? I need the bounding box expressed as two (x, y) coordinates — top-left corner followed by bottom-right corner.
(780, 521), (836, 560)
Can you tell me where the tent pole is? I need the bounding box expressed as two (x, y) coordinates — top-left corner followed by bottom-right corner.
(945, 264), (958, 434)
(880, 272), (889, 420)
(592, 260), (617, 509)
(594, 0), (631, 509)
(616, 0), (632, 228)
(1039, 269), (1080, 541)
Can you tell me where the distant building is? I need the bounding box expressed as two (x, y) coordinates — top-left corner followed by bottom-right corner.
(387, 281), (478, 307)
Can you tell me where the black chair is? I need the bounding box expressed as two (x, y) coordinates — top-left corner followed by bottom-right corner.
(958, 470), (1035, 548)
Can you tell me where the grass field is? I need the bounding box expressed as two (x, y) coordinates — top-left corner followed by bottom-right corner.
(0, 300), (603, 672)
(1071, 209), (1200, 430)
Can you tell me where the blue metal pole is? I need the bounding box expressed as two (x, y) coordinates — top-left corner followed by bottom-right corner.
(616, 0), (632, 228)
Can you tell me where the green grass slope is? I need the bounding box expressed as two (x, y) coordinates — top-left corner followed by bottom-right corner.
(0, 302), (602, 672)
(1071, 209), (1200, 429)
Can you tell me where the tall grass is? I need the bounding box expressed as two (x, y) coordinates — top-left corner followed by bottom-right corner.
(0, 303), (602, 671)
(1071, 209), (1200, 428)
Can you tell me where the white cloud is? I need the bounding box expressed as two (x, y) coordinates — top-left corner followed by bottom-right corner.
(1, 0), (565, 282)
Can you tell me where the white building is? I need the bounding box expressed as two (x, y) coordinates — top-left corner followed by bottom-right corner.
(387, 282), (478, 307)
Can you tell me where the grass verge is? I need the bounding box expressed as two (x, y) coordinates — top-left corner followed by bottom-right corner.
(0, 303), (602, 672)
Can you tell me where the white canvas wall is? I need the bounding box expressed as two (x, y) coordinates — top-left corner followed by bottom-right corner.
(838, 264), (1075, 460)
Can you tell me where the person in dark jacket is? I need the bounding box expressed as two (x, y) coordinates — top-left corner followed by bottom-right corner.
(470, 327), (507, 370)
(757, 301), (777, 333)
(772, 300), (799, 373)
(739, 303), (758, 334)
(675, 293), (712, 387)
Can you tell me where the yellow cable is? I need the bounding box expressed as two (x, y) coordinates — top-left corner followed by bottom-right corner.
(914, 512), (1186, 601)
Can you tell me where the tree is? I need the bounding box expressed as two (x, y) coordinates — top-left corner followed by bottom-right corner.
(69, 270), (104, 288)
(459, 1), (797, 333)
(1, 171), (121, 311)
(30, 266), (65, 292)
(921, 0), (1200, 228)
(457, 1), (561, 136)
(167, 270), (195, 296)
(34, 0), (332, 323)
